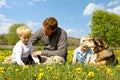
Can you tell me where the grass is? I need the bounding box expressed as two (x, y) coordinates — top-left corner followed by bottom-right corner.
(0, 49), (120, 80)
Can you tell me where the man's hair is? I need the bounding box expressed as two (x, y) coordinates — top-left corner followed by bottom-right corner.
(42, 17), (58, 30)
(16, 25), (31, 37)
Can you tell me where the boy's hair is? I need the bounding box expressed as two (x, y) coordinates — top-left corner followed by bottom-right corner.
(42, 17), (58, 30)
(16, 25), (31, 37)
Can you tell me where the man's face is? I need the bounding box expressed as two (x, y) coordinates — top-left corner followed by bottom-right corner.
(43, 26), (56, 36)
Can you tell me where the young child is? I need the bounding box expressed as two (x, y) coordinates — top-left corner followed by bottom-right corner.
(3, 25), (40, 65)
(72, 36), (93, 64)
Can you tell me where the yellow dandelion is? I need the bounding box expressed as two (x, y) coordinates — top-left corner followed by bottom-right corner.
(46, 66), (53, 70)
(38, 73), (43, 80)
(105, 68), (112, 74)
(75, 67), (82, 74)
(0, 67), (5, 74)
(75, 67), (82, 71)
(46, 66), (53, 73)
(116, 65), (120, 70)
(22, 65), (29, 69)
(15, 68), (19, 71)
(105, 68), (113, 76)
(117, 57), (120, 61)
(88, 71), (94, 77)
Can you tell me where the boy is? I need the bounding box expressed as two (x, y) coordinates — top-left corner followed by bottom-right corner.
(3, 25), (40, 65)
(72, 36), (93, 64)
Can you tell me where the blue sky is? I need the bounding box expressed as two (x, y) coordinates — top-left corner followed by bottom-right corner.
(0, 0), (120, 38)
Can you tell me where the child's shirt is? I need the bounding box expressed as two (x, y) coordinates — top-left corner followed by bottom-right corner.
(12, 40), (34, 65)
(73, 46), (92, 63)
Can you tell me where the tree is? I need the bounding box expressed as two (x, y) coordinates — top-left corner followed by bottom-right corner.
(90, 10), (120, 46)
(6, 23), (25, 45)
(0, 34), (7, 45)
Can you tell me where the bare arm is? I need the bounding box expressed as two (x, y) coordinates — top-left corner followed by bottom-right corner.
(72, 58), (77, 65)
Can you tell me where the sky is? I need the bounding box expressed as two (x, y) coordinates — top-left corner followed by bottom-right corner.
(0, 0), (120, 38)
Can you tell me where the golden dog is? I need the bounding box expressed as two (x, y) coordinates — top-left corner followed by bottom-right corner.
(81, 36), (118, 66)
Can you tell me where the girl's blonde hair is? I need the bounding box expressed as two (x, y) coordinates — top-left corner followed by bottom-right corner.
(16, 25), (31, 37)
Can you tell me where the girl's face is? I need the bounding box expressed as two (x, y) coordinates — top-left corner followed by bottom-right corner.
(19, 36), (30, 45)
(81, 45), (89, 53)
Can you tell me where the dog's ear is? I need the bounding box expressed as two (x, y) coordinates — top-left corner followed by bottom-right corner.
(98, 37), (109, 49)
(92, 37), (98, 46)
(93, 37), (109, 53)
(92, 37), (102, 53)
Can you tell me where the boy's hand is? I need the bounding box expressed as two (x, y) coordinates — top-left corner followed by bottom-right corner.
(32, 51), (42, 57)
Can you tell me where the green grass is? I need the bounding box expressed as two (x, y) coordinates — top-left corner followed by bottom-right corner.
(0, 49), (120, 80)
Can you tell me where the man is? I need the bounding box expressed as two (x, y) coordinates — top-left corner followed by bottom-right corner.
(30, 17), (68, 65)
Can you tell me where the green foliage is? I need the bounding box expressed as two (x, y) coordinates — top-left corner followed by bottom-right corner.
(5, 23), (25, 45)
(0, 34), (7, 45)
(67, 37), (80, 46)
(90, 10), (120, 46)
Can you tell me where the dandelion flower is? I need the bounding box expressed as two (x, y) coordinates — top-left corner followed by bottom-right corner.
(22, 65), (29, 69)
(0, 67), (5, 73)
(38, 73), (43, 80)
(88, 71), (94, 77)
(116, 65), (120, 70)
(15, 68), (19, 71)
(105, 68), (113, 76)
(75, 67), (82, 74)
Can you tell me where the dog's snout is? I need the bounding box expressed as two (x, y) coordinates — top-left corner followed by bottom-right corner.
(89, 46), (95, 48)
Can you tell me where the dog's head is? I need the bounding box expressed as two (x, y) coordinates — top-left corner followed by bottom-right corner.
(92, 37), (109, 53)
(80, 35), (95, 48)
(80, 36), (109, 53)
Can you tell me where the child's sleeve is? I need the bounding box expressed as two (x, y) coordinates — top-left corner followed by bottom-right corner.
(13, 43), (24, 65)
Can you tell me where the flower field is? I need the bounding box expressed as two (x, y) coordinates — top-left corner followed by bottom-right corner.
(0, 49), (120, 80)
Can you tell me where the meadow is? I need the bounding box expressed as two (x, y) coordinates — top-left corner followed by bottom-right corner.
(0, 48), (120, 80)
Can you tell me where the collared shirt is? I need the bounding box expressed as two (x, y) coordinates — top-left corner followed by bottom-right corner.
(73, 46), (92, 63)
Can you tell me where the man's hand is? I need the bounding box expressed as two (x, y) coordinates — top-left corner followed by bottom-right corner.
(32, 51), (42, 57)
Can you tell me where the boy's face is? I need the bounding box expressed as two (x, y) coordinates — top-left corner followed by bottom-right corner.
(81, 45), (89, 53)
(19, 35), (30, 45)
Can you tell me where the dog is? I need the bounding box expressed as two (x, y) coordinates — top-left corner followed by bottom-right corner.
(80, 36), (118, 66)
